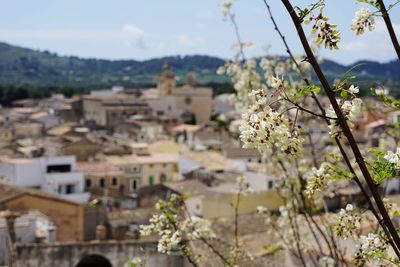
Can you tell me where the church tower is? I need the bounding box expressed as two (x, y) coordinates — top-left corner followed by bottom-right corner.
(157, 64), (176, 96)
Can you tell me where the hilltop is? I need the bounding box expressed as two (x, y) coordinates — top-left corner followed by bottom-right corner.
(0, 41), (398, 93)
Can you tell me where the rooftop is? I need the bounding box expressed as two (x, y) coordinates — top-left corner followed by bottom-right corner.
(105, 155), (138, 165)
(182, 151), (229, 171)
(133, 153), (179, 164)
(171, 124), (202, 133)
(148, 140), (183, 153)
(76, 161), (123, 176)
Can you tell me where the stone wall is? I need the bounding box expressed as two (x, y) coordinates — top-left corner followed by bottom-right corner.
(16, 240), (188, 267)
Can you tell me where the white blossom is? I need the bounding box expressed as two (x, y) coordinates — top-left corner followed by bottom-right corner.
(351, 7), (376, 35)
(326, 96), (363, 138)
(353, 233), (387, 266)
(335, 204), (360, 239)
(310, 14), (341, 49)
(239, 87), (303, 157)
(348, 85), (359, 94)
(384, 147), (400, 169)
(183, 216), (215, 240)
(140, 198), (215, 254)
(221, 0), (232, 17)
(217, 59), (261, 111)
(305, 162), (332, 197)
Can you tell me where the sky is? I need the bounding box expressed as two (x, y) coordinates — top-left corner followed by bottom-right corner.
(0, 1), (398, 65)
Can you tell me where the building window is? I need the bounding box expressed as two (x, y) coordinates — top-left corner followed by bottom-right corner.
(99, 178), (106, 188)
(66, 184), (75, 194)
(162, 163), (167, 168)
(148, 175), (154, 186)
(47, 164), (71, 173)
(130, 179), (138, 191)
(111, 177), (118, 187)
(185, 96), (192, 105)
(149, 164), (154, 168)
(85, 179), (92, 188)
(268, 180), (274, 189)
(160, 173), (167, 183)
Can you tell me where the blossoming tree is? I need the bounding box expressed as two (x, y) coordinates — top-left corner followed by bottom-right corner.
(140, 0), (400, 266)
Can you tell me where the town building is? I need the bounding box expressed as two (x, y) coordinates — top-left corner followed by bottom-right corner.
(0, 182), (87, 242)
(82, 95), (152, 129)
(0, 156), (89, 203)
(142, 65), (213, 125)
(76, 161), (125, 198)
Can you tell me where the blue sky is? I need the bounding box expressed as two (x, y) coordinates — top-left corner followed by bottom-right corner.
(0, 1), (398, 64)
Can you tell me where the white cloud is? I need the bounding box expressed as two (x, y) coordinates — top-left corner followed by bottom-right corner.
(340, 20), (400, 62)
(0, 24), (149, 49)
(121, 24), (147, 49)
(177, 34), (205, 47)
(0, 29), (117, 41)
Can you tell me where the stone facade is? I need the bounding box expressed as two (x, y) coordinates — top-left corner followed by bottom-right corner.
(16, 241), (189, 267)
(144, 65), (213, 125)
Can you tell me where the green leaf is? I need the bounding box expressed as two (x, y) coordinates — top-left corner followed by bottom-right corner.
(295, 85), (321, 99)
(371, 87), (400, 110)
(340, 90), (348, 99)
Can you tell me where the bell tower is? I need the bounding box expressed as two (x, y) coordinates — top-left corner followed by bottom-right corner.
(157, 64), (176, 96)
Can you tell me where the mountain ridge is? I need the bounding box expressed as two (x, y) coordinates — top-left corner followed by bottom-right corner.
(0, 41), (398, 90)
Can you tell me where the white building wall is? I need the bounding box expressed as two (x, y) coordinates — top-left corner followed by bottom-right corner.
(0, 156), (87, 203)
(243, 172), (277, 191)
(0, 161), (16, 184)
(15, 161), (43, 187)
(145, 97), (177, 117)
(41, 156), (77, 170)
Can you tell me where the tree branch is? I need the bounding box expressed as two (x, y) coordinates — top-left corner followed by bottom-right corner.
(280, 0), (400, 256)
(376, 0), (400, 60)
(263, 0), (400, 259)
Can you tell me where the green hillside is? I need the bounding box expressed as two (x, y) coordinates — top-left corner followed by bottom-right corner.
(0, 41), (398, 103)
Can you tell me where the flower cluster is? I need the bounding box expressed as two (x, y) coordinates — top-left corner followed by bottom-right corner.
(353, 233), (388, 267)
(308, 13), (341, 49)
(335, 204), (361, 239)
(305, 162), (332, 197)
(239, 87), (303, 157)
(140, 211), (180, 253)
(217, 58), (261, 111)
(384, 147), (400, 169)
(182, 216), (215, 241)
(351, 7), (376, 35)
(140, 196), (215, 254)
(221, 0), (232, 17)
(326, 96), (362, 138)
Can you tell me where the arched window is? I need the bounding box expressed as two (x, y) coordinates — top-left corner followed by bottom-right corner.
(160, 173), (167, 183)
(76, 255), (112, 267)
(99, 178), (105, 188)
(111, 177), (118, 187)
(85, 179), (92, 189)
